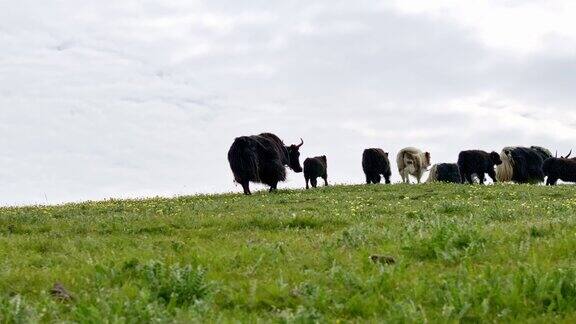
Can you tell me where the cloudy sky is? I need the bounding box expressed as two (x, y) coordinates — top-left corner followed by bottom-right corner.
(1, 0), (576, 205)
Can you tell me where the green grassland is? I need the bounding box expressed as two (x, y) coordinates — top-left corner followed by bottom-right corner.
(2, 183), (576, 323)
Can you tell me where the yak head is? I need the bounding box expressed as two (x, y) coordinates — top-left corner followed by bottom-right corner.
(490, 151), (503, 165)
(287, 139), (304, 172)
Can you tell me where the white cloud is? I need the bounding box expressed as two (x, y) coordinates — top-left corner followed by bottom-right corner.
(385, 0), (576, 54)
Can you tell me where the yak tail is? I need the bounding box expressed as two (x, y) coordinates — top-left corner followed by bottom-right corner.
(228, 137), (259, 183)
(396, 150), (410, 168)
(496, 149), (514, 182)
(426, 164), (439, 183)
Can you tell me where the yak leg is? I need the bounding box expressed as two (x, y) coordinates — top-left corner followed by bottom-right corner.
(401, 170), (409, 184)
(310, 178), (318, 188)
(269, 181), (278, 192)
(465, 173), (474, 185)
(384, 174), (391, 184)
(305, 177), (310, 189)
(552, 178), (558, 185)
(460, 169), (467, 184)
(366, 175), (372, 184)
(241, 181), (251, 195)
(374, 174), (381, 184)
(323, 176), (328, 186)
(488, 169), (497, 183)
(478, 172), (485, 185)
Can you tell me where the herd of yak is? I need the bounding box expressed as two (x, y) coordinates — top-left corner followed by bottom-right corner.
(228, 132), (576, 195)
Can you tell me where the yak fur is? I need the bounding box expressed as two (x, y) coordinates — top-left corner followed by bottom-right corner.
(303, 155), (328, 189)
(397, 147), (431, 184)
(457, 150), (502, 184)
(362, 148), (392, 184)
(228, 133), (303, 195)
(427, 163), (461, 183)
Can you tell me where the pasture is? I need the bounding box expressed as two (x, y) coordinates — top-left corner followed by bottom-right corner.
(2, 183), (576, 322)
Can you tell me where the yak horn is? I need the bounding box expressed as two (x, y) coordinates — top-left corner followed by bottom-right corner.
(566, 149), (572, 159)
(296, 138), (304, 148)
(555, 150), (558, 158)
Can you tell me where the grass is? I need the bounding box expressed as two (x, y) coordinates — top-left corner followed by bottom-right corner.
(2, 183), (576, 322)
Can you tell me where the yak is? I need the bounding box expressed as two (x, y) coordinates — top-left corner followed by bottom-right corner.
(303, 155), (328, 189)
(397, 147), (431, 184)
(228, 133), (303, 195)
(543, 150), (576, 185)
(531, 146), (553, 162)
(457, 150), (502, 184)
(362, 148), (392, 184)
(496, 146), (552, 184)
(427, 163), (461, 183)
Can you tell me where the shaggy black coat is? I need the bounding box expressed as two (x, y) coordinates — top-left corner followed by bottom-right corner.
(362, 148), (391, 184)
(228, 133), (303, 195)
(543, 158), (576, 185)
(303, 156), (328, 189)
(530, 146), (553, 162)
(433, 163), (462, 183)
(457, 150), (502, 184)
(507, 147), (546, 184)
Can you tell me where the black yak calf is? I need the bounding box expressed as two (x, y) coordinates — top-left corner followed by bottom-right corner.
(362, 148), (391, 184)
(427, 163), (461, 183)
(303, 155), (328, 189)
(457, 150), (502, 184)
(543, 151), (576, 185)
(496, 146), (551, 184)
(228, 133), (303, 195)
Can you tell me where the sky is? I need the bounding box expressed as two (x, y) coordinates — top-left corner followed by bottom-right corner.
(1, 0), (576, 205)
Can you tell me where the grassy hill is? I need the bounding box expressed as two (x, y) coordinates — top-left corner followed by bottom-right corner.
(2, 183), (576, 322)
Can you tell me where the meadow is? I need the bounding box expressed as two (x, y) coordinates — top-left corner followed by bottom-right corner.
(2, 183), (576, 323)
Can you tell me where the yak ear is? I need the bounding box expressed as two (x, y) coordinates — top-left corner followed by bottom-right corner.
(425, 152), (431, 163)
(384, 152), (389, 157)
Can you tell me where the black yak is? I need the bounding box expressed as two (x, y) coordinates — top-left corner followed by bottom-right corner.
(362, 148), (392, 184)
(427, 163), (461, 183)
(543, 150), (576, 185)
(496, 146), (552, 184)
(303, 155), (328, 189)
(397, 147), (431, 184)
(228, 133), (303, 195)
(457, 150), (502, 184)
(531, 146), (553, 162)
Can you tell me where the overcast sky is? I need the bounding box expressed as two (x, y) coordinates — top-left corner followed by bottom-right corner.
(1, 0), (576, 205)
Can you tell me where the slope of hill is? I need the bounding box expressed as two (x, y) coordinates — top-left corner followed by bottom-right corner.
(2, 183), (576, 322)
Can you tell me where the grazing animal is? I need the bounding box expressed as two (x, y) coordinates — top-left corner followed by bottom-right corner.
(303, 155), (328, 189)
(496, 146), (551, 184)
(531, 146), (553, 162)
(543, 150), (576, 185)
(457, 150), (502, 184)
(427, 163), (461, 183)
(397, 147), (431, 184)
(228, 133), (303, 195)
(362, 148), (392, 184)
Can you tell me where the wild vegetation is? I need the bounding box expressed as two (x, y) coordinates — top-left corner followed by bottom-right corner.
(2, 183), (576, 322)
